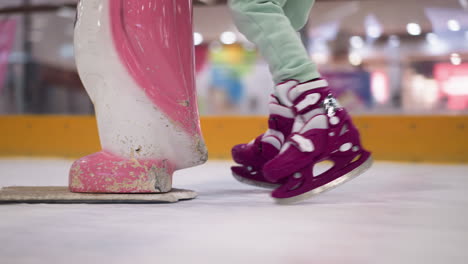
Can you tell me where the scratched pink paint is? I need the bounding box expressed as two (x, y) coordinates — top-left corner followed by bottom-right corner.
(69, 151), (174, 193)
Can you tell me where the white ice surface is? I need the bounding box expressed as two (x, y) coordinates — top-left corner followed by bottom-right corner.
(0, 159), (467, 264)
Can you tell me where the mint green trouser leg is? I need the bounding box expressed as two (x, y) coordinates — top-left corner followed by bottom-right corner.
(229, 0), (319, 84)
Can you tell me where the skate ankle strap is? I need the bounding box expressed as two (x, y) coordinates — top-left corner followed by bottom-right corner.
(289, 79), (328, 102)
(289, 80), (330, 116)
(295, 93), (321, 112)
(292, 90), (329, 117)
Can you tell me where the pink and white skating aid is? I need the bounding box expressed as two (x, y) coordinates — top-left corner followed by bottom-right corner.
(70, 0), (207, 193)
(263, 79), (373, 203)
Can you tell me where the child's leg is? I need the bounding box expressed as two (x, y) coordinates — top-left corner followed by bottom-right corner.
(283, 0), (316, 32)
(229, 0), (317, 188)
(229, 0), (372, 202)
(229, 0), (319, 84)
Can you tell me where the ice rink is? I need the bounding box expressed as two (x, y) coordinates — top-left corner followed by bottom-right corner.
(1, 158), (467, 264)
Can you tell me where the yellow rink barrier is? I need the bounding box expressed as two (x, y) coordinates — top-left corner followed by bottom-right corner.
(0, 115), (467, 163)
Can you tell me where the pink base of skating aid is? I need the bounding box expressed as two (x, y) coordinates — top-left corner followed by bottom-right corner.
(69, 151), (174, 193)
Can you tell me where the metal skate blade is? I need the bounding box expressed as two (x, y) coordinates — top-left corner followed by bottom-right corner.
(274, 157), (374, 205)
(232, 172), (280, 189)
(0, 186), (197, 204)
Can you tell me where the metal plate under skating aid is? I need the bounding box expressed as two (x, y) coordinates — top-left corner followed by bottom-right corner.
(0, 186), (197, 204)
(274, 157), (373, 205)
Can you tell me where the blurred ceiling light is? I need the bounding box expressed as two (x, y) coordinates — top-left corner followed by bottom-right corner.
(220, 31), (237, 45)
(314, 38), (328, 51)
(450, 53), (462, 65)
(407, 23), (422, 36)
(388, 35), (400, 47)
(364, 14), (382, 39)
(426, 33), (449, 54)
(447, 19), (461, 31)
(426, 32), (440, 45)
(349, 36), (364, 49)
(193, 32), (203, 46)
(311, 53), (328, 65)
(348, 52), (362, 66)
(367, 25), (382, 38)
(310, 21), (340, 42)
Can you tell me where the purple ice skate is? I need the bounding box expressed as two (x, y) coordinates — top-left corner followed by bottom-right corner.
(263, 79), (373, 204)
(231, 83), (296, 188)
